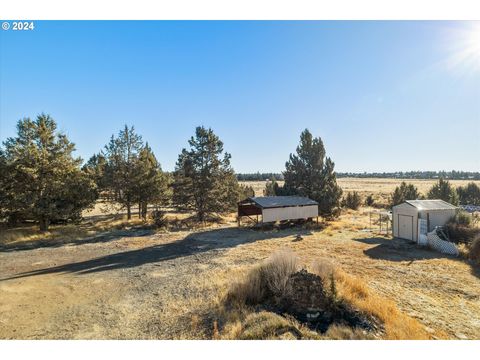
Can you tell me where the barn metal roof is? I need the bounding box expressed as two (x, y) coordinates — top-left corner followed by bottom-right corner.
(405, 199), (457, 210)
(248, 196), (318, 209)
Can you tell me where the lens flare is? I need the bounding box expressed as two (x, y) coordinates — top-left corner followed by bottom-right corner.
(446, 22), (480, 73)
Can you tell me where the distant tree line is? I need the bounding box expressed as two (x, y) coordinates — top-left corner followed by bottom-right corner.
(237, 173), (284, 181)
(390, 178), (480, 207)
(337, 171), (480, 180)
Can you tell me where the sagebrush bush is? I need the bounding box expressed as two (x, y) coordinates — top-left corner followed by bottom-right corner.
(365, 194), (375, 207)
(445, 211), (479, 244)
(451, 210), (472, 226)
(469, 235), (480, 265)
(445, 223), (479, 244)
(342, 191), (362, 210)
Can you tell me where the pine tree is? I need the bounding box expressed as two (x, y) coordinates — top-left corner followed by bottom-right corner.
(282, 129), (342, 217)
(0, 114), (97, 230)
(427, 178), (459, 205)
(173, 126), (240, 221)
(133, 143), (170, 220)
(103, 125), (143, 219)
(390, 182), (421, 206)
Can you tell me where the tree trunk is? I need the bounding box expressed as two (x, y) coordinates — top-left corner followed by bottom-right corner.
(198, 210), (204, 222)
(141, 202), (148, 220)
(127, 203), (131, 220)
(138, 202), (141, 218)
(39, 216), (49, 231)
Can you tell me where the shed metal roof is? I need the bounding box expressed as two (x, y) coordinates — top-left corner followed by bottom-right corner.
(248, 196), (318, 209)
(405, 199), (457, 210)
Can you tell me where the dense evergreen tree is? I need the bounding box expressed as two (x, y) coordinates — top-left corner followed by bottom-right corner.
(0, 114), (97, 230)
(457, 182), (480, 206)
(427, 178), (459, 205)
(390, 182), (421, 206)
(282, 129), (342, 217)
(102, 125), (144, 219)
(82, 153), (107, 198)
(173, 126), (240, 221)
(133, 143), (170, 219)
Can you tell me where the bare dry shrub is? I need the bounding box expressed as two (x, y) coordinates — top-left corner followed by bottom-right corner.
(227, 249), (298, 305)
(311, 258), (336, 282)
(262, 249), (299, 298)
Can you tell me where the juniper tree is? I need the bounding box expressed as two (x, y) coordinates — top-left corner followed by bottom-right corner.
(342, 191), (362, 210)
(173, 126), (240, 221)
(0, 114), (97, 230)
(83, 153), (107, 193)
(264, 178), (280, 196)
(457, 182), (480, 206)
(390, 182), (421, 206)
(427, 178), (459, 205)
(133, 143), (170, 220)
(282, 129), (342, 217)
(102, 125), (143, 219)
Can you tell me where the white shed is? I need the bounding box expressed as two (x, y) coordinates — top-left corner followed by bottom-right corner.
(392, 200), (457, 242)
(237, 196), (319, 225)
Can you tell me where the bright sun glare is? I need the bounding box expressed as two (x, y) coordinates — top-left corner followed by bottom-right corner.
(446, 22), (480, 73)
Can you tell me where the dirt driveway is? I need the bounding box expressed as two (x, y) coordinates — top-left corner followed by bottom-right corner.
(0, 225), (479, 339)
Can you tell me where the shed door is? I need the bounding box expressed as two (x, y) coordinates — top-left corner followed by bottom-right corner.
(398, 214), (414, 241)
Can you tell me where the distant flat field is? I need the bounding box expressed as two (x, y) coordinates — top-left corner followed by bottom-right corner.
(240, 178), (480, 205)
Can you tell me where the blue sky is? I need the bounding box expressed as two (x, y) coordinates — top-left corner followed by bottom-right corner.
(1, 21), (479, 172)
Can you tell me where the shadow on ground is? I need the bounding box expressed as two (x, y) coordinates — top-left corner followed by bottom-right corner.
(0, 227), (156, 253)
(354, 236), (452, 262)
(1, 227), (311, 281)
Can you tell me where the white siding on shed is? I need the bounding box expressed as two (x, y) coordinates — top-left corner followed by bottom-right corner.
(418, 209), (456, 232)
(262, 205), (318, 223)
(392, 202), (419, 242)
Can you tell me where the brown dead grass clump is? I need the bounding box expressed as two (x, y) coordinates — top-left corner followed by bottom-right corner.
(227, 249), (299, 305)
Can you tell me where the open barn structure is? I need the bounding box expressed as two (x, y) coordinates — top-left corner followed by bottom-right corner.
(237, 196), (319, 226)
